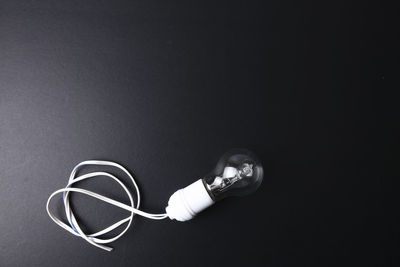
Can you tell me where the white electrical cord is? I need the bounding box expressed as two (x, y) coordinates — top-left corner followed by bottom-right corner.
(46, 160), (168, 251)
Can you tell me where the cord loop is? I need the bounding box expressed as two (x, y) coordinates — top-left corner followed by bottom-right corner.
(46, 160), (167, 251)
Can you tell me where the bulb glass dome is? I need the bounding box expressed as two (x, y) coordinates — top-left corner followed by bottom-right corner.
(203, 149), (263, 201)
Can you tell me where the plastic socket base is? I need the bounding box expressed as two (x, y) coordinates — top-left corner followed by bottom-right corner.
(166, 179), (214, 221)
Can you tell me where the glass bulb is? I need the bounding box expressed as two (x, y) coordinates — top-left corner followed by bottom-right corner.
(166, 149), (263, 221)
(203, 149), (264, 201)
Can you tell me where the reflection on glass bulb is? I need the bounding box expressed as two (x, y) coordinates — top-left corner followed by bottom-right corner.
(166, 149), (263, 221)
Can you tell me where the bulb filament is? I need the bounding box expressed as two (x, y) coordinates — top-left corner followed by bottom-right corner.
(207, 163), (254, 194)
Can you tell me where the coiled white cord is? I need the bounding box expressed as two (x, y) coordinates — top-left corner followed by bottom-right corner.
(46, 160), (168, 251)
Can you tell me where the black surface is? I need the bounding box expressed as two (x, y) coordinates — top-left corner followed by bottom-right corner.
(0, 1), (395, 266)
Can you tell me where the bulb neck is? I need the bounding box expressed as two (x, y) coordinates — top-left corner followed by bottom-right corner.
(166, 179), (215, 222)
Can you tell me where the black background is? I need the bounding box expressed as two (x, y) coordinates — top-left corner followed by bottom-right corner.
(0, 1), (395, 266)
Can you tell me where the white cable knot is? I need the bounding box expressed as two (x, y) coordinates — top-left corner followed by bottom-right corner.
(46, 160), (168, 251)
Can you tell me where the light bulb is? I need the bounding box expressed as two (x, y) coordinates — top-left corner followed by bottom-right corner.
(47, 151), (263, 250)
(165, 149), (263, 221)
